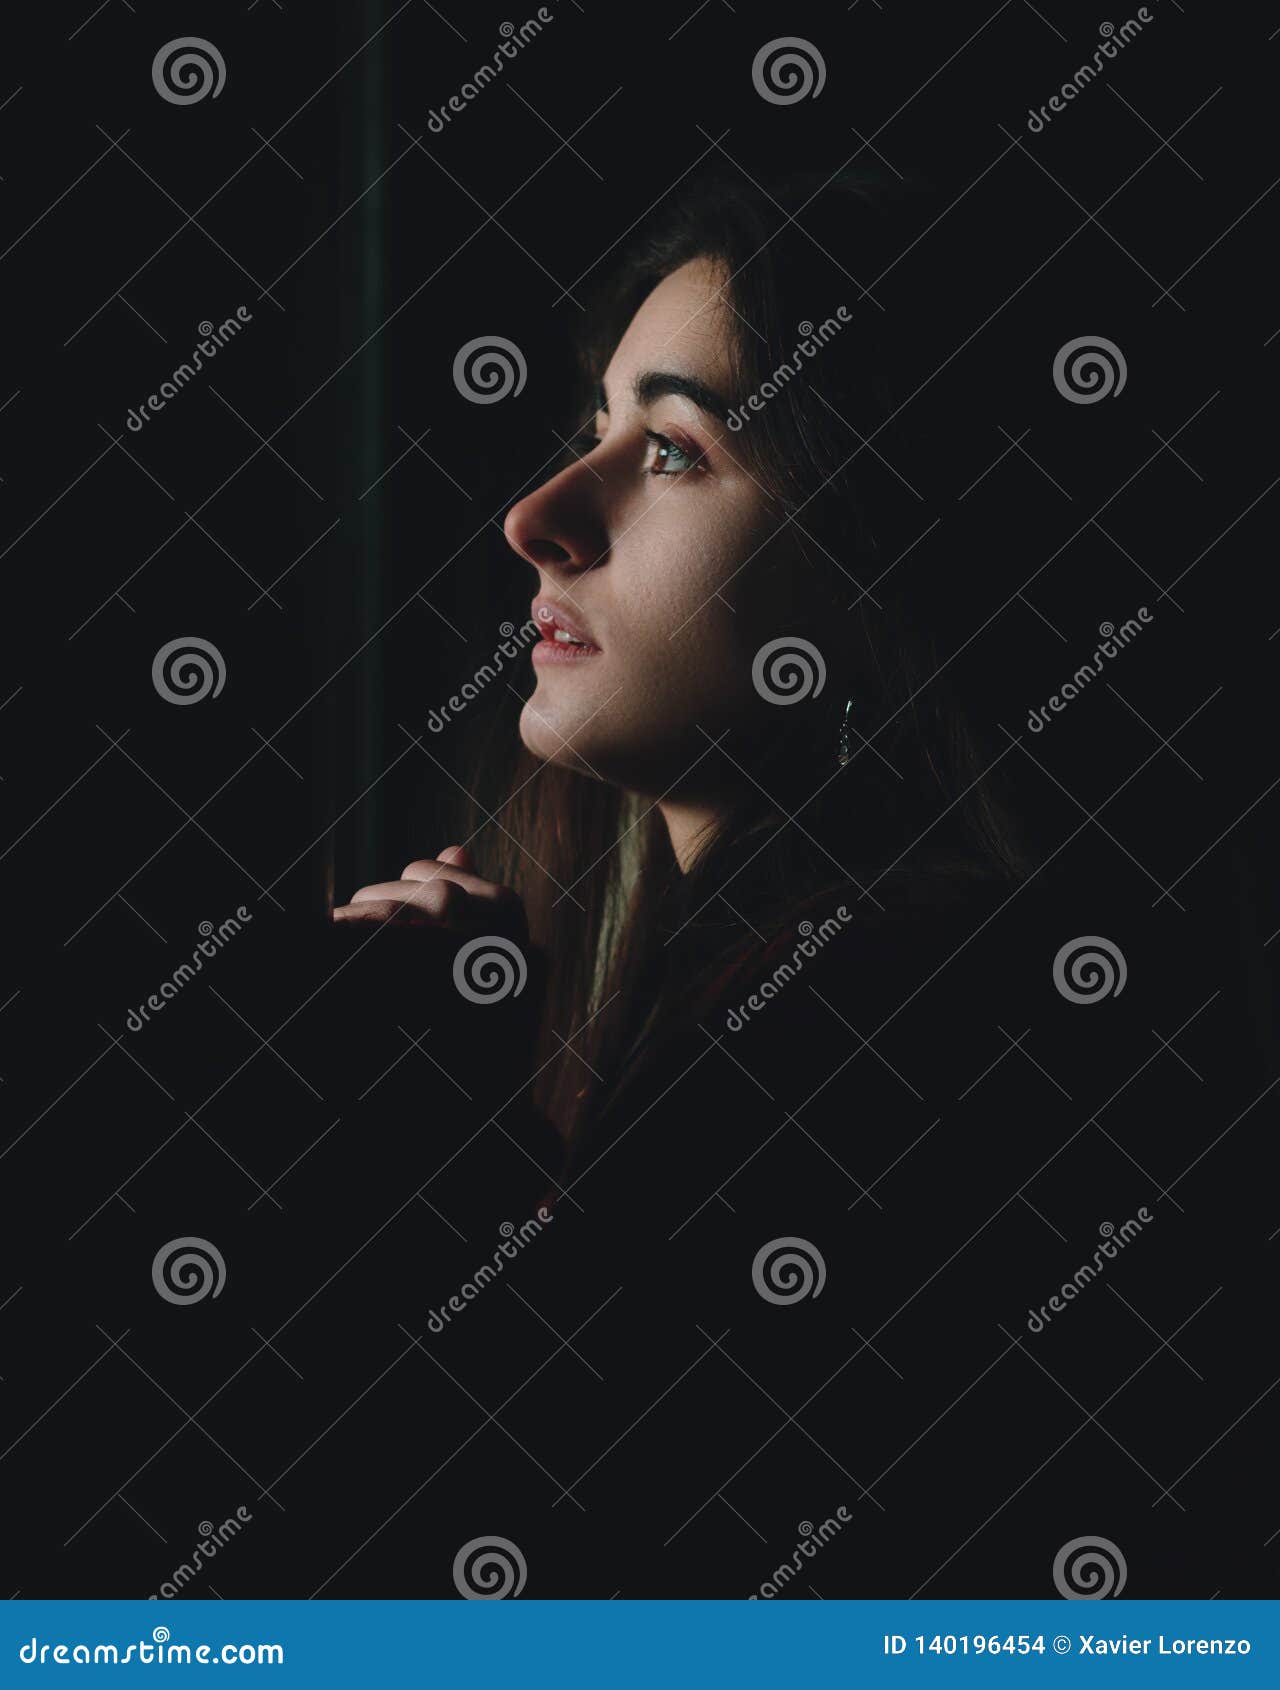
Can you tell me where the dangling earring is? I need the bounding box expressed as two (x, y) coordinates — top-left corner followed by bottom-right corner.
(836, 697), (855, 766)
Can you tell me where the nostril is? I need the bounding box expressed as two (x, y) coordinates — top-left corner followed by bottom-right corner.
(525, 538), (573, 566)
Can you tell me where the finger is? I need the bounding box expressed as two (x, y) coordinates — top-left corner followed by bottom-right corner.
(435, 843), (475, 872)
(396, 861), (515, 904)
(332, 899), (432, 926)
(349, 878), (471, 922)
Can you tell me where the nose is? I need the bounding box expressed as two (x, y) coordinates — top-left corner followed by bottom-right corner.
(503, 456), (608, 577)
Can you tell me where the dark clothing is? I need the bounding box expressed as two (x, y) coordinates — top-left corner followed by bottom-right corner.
(288, 846), (1270, 1598)
(7, 846), (1267, 1600)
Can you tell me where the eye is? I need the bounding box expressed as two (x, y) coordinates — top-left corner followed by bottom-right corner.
(643, 429), (703, 476)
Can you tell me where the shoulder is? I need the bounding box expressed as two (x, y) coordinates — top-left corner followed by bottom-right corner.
(688, 850), (1184, 1122)
(574, 849), (1193, 1224)
(698, 863), (1008, 1046)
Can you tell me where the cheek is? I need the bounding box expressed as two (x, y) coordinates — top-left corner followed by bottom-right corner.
(520, 494), (796, 774)
(624, 498), (775, 656)
(615, 580), (752, 732)
(640, 526), (802, 716)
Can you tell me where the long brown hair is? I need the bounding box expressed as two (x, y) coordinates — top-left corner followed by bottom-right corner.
(457, 167), (1032, 1151)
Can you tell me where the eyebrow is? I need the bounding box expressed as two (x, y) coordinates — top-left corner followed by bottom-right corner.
(596, 370), (731, 425)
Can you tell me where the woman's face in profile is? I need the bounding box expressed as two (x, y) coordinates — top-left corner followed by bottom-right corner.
(504, 257), (803, 799)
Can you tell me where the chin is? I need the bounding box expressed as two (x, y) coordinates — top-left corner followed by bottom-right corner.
(520, 701), (590, 766)
(522, 704), (637, 788)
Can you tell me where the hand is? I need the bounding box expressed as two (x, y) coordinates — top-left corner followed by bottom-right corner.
(332, 844), (527, 942)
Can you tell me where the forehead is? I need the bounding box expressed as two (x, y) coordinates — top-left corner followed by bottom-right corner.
(604, 256), (733, 397)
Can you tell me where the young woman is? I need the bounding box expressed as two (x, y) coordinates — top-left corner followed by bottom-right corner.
(326, 172), (1186, 1596)
(334, 168), (1029, 1166)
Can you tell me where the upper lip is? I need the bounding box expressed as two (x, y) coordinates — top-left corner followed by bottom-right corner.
(530, 598), (600, 648)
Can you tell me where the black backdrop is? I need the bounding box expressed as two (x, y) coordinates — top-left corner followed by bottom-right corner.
(1, 0), (1277, 1599)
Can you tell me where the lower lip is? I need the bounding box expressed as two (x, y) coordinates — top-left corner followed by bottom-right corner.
(532, 639), (602, 665)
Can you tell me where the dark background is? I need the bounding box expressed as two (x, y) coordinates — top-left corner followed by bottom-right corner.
(1, 0), (1276, 1598)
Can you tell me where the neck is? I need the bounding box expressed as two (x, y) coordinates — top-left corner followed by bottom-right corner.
(658, 798), (725, 873)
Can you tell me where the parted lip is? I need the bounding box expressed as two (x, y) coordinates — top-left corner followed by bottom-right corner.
(530, 597), (600, 648)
